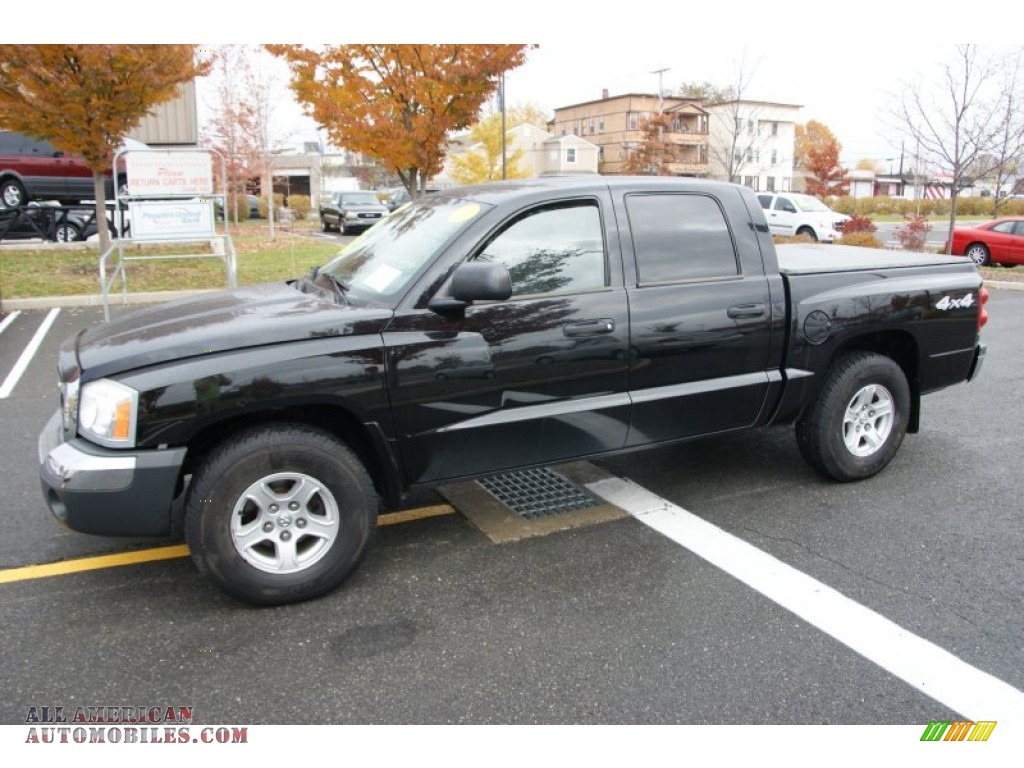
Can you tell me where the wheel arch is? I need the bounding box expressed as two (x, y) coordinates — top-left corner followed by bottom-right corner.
(181, 404), (404, 508)
(809, 330), (921, 433)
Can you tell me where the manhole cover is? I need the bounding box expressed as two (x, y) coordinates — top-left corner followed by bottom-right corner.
(476, 467), (601, 519)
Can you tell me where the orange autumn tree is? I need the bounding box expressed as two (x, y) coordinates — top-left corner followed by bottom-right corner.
(267, 44), (532, 197)
(0, 44), (210, 251)
(795, 120), (849, 198)
(622, 114), (682, 175)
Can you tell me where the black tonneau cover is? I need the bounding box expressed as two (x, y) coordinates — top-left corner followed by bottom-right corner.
(776, 243), (969, 275)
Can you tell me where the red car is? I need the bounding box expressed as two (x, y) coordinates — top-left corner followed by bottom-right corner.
(948, 216), (1024, 266)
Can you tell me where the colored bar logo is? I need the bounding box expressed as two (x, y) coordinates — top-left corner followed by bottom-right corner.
(920, 721), (997, 742)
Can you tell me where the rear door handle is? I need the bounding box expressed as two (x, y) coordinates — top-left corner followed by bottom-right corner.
(563, 318), (615, 337)
(727, 304), (766, 319)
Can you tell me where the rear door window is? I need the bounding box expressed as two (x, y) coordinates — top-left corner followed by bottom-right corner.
(625, 193), (740, 283)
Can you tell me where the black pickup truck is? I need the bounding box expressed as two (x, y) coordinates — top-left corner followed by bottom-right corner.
(39, 177), (988, 605)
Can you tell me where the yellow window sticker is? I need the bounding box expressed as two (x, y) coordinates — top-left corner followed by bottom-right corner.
(448, 203), (481, 223)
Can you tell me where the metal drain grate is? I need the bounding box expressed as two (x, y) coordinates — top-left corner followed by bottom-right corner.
(476, 467), (601, 519)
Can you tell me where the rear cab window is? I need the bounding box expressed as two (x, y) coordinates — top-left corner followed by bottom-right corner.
(624, 193), (740, 283)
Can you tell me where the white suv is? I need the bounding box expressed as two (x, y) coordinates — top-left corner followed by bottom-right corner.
(756, 192), (849, 242)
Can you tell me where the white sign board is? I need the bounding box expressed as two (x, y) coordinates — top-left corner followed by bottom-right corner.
(125, 151), (213, 196)
(129, 201), (215, 241)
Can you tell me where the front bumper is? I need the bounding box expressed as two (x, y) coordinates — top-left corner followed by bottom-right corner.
(38, 410), (187, 537)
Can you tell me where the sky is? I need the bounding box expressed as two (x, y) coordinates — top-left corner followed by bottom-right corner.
(204, 40), (1015, 174)
(33, 2), (1021, 173)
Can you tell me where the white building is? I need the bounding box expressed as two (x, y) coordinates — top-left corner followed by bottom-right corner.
(704, 100), (801, 193)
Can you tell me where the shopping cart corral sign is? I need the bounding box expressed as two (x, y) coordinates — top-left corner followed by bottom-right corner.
(129, 201), (215, 240)
(125, 151), (213, 196)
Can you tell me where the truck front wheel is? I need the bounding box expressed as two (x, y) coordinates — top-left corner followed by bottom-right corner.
(185, 424), (377, 605)
(795, 352), (910, 482)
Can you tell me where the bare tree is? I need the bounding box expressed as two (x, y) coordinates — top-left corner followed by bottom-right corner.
(242, 50), (295, 241)
(990, 53), (1024, 218)
(895, 45), (1006, 252)
(698, 51), (772, 185)
(202, 45), (259, 225)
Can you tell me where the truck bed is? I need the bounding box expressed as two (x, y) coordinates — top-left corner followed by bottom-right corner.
(776, 243), (970, 275)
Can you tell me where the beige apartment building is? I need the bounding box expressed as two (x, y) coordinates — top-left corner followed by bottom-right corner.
(551, 92), (710, 176)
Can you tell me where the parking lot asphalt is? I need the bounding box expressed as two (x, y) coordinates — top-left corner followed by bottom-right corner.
(1, 292), (1022, 745)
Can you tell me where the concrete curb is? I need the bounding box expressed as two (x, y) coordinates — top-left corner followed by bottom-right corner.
(0, 289), (219, 312)
(983, 280), (1024, 291)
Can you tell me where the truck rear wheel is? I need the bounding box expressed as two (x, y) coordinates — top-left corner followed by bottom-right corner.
(795, 352), (910, 482)
(185, 424), (377, 605)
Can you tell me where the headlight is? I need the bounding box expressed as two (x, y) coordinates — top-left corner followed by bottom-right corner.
(78, 379), (138, 447)
(344, 210), (357, 220)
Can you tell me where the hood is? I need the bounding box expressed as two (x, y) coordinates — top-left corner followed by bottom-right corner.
(76, 282), (393, 380)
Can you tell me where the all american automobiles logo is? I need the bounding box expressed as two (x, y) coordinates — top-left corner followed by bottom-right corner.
(23, 705), (248, 745)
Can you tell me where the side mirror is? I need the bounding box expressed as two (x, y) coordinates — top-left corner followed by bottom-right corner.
(429, 261), (512, 317)
(451, 261), (512, 302)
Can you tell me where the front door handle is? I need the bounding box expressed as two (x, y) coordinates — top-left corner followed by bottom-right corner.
(563, 318), (615, 337)
(727, 304), (766, 319)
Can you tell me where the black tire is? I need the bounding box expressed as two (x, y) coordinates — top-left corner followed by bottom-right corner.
(964, 242), (990, 266)
(321, 216), (331, 232)
(185, 423), (378, 606)
(55, 222), (82, 242)
(795, 352), (910, 482)
(1, 178), (27, 209)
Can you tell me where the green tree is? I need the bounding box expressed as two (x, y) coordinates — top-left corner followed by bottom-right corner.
(0, 44), (210, 251)
(676, 81), (736, 104)
(267, 44), (532, 198)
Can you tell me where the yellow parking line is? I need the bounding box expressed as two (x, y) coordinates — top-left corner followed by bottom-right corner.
(0, 504), (457, 584)
(0, 545), (190, 584)
(378, 503), (456, 526)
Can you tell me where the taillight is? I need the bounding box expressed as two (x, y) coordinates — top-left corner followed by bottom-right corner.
(978, 285), (990, 330)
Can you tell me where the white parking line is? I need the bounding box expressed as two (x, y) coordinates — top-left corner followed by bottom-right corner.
(0, 310), (22, 336)
(0, 307), (60, 399)
(587, 476), (1024, 723)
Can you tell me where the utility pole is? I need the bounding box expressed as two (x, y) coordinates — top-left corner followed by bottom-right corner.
(651, 67), (670, 113)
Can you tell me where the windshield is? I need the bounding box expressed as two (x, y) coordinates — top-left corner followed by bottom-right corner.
(340, 192), (382, 206)
(319, 196), (492, 302)
(791, 194), (831, 212)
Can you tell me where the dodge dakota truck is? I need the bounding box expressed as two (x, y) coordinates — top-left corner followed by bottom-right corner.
(39, 177), (988, 605)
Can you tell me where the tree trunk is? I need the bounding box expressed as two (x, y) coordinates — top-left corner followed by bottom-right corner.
(945, 187), (959, 255)
(93, 171), (111, 253)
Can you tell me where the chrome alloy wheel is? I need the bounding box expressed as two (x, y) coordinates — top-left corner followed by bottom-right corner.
(230, 472), (340, 574)
(842, 384), (895, 457)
